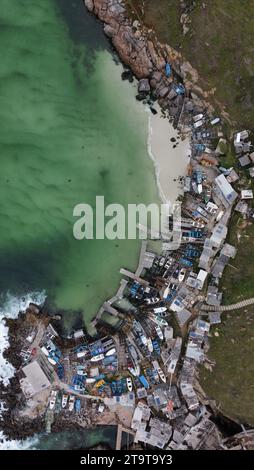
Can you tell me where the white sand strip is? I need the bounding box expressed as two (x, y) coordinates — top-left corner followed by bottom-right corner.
(148, 105), (191, 205)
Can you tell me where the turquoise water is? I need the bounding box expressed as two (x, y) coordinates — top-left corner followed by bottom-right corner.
(0, 0), (159, 329)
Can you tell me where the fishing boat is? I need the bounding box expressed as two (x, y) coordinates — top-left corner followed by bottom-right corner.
(49, 390), (57, 410)
(155, 326), (164, 341)
(111, 381), (117, 394)
(149, 314), (168, 327)
(128, 345), (138, 362)
(105, 347), (116, 357)
(90, 353), (104, 362)
(157, 367), (166, 383)
(128, 365), (140, 377)
(68, 395), (75, 412)
(140, 334), (148, 346)
(75, 398), (81, 413)
(147, 338), (153, 353)
(61, 394), (68, 408)
(153, 306), (167, 314)
(126, 377), (133, 392)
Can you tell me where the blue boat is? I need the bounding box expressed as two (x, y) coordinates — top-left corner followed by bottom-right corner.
(56, 364), (64, 380)
(180, 258), (193, 267)
(111, 381), (117, 394)
(165, 62), (171, 78)
(139, 375), (150, 389)
(75, 399), (81, 413)
(116, 381), (122, 395)
(174, 83), (185, 95)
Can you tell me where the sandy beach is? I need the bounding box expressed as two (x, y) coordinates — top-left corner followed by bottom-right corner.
(148, 105), (191, 206)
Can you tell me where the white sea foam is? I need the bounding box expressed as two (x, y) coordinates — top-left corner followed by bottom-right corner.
(0, 291), (47, 385)
(0, 430), (38, 450)
(0, 291), (46, 450)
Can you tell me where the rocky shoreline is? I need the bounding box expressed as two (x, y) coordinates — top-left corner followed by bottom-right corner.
(84, 0), (218, 121)
(0, 0), (252, 449)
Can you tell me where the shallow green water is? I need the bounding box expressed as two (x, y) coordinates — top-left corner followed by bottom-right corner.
(0, 0), (158, 329)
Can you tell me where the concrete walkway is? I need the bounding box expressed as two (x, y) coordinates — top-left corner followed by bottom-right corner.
(202, 297), (254, 312)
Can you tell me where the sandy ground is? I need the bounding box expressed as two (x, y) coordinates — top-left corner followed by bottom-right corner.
(148, 105), (191, 205)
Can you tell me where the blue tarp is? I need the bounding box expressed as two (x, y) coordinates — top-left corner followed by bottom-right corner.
(174, 83), (185, 95)
(165, 63), (171, 78)
(139, 375), (150, 389)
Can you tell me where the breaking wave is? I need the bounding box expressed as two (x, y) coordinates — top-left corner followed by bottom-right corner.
(0, 290), (47, 385)
(0, 430), (38, 450)
(0, 291), (46, 450)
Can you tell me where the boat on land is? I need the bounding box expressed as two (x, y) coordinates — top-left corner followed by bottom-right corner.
(157, 367), (166, 383)
(155, 325), (164, 341)
(105, 348), (116, 356)
(90, 353), (104, 362)
(147, 337), (153, 352)
(126, 377), (133, 392)
(128, 365), (140, 377)
(49, 390), (57, 410)
(68, 395), (75, 412)
(149, 314), (168, 327)
(86, 377), (96, 384)
(61, 394), (68, 408)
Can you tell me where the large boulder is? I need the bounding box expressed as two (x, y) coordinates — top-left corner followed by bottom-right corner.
(84, 0), (94, 12)
(138, 78), (151, 94)
(104, 24), (117, 38)
(159, 86), (169, 98)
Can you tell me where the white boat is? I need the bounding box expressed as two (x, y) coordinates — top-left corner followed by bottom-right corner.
(155, 326), (164, 341)
(85, 377), (96, 384)
(157, 367), (166, 383)
(90, 353), (104, 362)
(68, 395), (75, 412)
(134, 365), (140, 376)
(105, 348), (116, 357)
(153, 307), (167, 314)
(128, 365), (140, 377)
(140, 334), (148, 346)
(149, 314), (168, 327)
(48, 357), (57, 366)
(77, 350), (87, 358)
(193, 113), (204, 122)
(147, 338), (153, 353)
(178, 268), (186, 283)
(49, 390), (57, 410)
(41, 346), (49, 356)
(62, 394), (68, 408)
(126, 377), (133, 392)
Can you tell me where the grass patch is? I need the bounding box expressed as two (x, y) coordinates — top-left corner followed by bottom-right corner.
(220, 211), (254, 304)
(126, 0), (254, 130)
(200, 307), (254, 425)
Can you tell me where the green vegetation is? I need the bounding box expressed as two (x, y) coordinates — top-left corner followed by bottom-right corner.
(220, 213), (254, 304)
(200, 307), (254, 426)
(126, 0), (254, 130)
